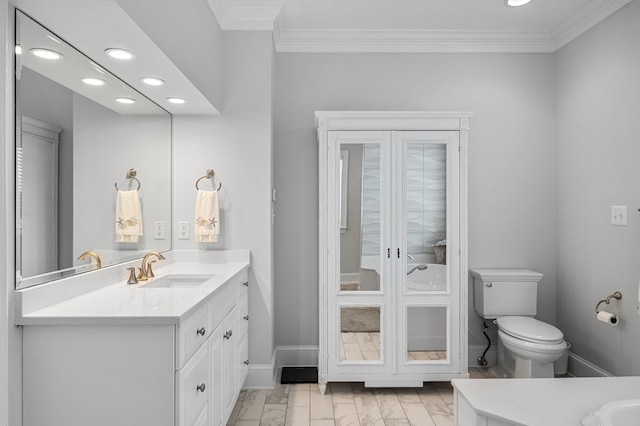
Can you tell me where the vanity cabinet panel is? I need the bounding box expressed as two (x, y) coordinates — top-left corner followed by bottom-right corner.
(176, 343), (210, 426)
(23, 325), (175, 426)
(237, 333), (249, 396)
(194, 408), (209, 426)
(237, 294), (249, 342)
(209, 321), (226, 426)
(221, 307), (239, 420)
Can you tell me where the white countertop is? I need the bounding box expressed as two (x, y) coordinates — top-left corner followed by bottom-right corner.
(452, 376), (640, 425)
(16, 259), (250, 326)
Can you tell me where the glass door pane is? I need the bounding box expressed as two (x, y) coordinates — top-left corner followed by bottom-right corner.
(404, 142), (448, 292)
(339, 143), (382, 292)
(339, 306), (382, 362)
(406, 306), (448, 362)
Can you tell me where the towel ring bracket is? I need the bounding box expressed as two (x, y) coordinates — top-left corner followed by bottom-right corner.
(115, 168), (141, 191)
(195, 168), (222, 191)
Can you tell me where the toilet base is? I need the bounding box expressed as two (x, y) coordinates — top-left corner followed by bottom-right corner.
(496, 337), (557, 378)
(514, 356), (554, 378)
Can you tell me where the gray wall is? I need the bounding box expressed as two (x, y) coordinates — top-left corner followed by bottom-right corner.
(73, 94), (171, 260)
(273, 52), (557, 348)
(556, 0), (640, 375)
(173, 31), (274, 367)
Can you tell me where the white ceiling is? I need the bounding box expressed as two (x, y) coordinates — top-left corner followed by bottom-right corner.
(9, 0), (633, 116)
(209, 0), (633, 52)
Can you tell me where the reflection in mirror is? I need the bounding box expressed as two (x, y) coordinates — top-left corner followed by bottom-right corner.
(406, 306), (448, 362)
(404, 142), (448, 292)
(339, 143), (381, 292)
(339, 306), (381, 362)
(15, 11), (172, 289)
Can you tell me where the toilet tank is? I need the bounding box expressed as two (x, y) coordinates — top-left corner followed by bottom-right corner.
(470, 269), (543, 319)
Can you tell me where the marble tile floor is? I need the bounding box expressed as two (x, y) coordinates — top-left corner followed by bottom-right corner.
(227, 368), (495, 426)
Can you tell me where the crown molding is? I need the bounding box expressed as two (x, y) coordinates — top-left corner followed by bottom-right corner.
(208, 0), (630, 53)
(273, 26), (555, 53)
(551, 0), (632, 50)
(206, 0), (284, 31)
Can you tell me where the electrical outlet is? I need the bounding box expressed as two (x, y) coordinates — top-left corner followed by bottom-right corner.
(611, 205), (627, 226)
(153, 221), (165, 240)
(178, 221), (190, 240)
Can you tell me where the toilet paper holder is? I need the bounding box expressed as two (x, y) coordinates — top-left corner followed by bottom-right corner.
(595, 291), (622, 313)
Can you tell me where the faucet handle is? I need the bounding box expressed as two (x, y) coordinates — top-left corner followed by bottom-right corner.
(126, 267), (138, 285)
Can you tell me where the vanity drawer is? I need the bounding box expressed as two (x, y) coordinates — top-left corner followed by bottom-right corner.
(237, 294), (249, 342)
(177, 305), (210, 369)
(176, 343), (209, 426)
(210, 279), (237, 331)
(237, 270), (249, 298)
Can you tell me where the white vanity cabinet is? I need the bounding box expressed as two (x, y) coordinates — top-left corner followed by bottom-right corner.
(22, 268), (249, 426)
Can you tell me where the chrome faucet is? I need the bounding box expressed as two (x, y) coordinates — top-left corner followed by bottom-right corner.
(78, 251), (102, 269)
(137, 251), (166, 281)
(407, 264), (428, 276)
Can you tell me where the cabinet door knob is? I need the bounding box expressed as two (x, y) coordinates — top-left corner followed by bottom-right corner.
(244, 315), (249, 321)
(196, 327), (206, 336)
(196, 383), (206, 393)
(485, 282), (493, 288)
(243, 360), (249, 365)
(243, 281), (249, 287)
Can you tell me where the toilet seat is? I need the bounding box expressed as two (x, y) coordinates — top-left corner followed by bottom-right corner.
(496, 316), (564, 345)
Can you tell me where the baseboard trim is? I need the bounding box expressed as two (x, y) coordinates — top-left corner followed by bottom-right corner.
(568, 352), (613, 377)
(276, 345), (319, 367)
(244, 349), (277, 389)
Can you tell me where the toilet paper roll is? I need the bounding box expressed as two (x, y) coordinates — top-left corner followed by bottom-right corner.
(596, 310), (618, 326)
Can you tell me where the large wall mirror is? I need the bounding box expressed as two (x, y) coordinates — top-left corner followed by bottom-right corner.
(15, 11), (172, 289)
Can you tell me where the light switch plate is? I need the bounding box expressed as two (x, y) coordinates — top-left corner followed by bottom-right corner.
(611, 205), (627, 226)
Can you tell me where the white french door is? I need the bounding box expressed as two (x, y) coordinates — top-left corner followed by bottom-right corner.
(395, 131), (461, 377)
(320, 125), (465, 386)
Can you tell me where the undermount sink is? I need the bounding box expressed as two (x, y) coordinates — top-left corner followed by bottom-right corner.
(583, 399), (640, 426)
(139, 274), (214, 289)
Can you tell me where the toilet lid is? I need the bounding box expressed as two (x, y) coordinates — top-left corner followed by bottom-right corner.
(496, 316), (564, 344)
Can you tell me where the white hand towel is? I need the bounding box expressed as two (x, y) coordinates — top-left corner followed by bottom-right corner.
(195, 189), (220, 243)
(115, 189), (143, 243)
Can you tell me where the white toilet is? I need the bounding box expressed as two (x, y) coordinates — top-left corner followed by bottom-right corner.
(470, 269), (567, 378)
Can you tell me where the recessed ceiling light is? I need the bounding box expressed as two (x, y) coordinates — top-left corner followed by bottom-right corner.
(105, 48), (135, 60)
(81, 77), (107, 86)
(30, 48), (63, 60)
(166, 97), (186, 104)
(115, 97), (136, 104)
(140, 77), (166, 86)
(504, 0), (532, 6)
